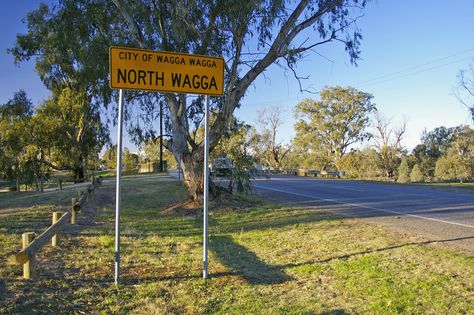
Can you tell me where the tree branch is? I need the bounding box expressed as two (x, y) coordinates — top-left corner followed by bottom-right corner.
(111, 0), (146, 48)
(39, 159), (76, 172)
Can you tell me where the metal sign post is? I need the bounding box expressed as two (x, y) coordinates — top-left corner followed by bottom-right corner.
(203, 95), (209, 279)
(108, 46), (224, 283)
(115, 89), (124, 285)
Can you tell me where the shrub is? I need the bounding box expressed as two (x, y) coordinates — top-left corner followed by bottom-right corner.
(397, 157), (410, 183)
(410, 164), (424, 182)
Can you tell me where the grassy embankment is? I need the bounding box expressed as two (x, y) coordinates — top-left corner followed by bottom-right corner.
(0, 173), (472, 314)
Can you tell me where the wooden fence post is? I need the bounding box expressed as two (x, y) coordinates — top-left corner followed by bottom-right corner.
(71, 198), (77, 224)
(52, 212), (61, 247)
(22, 232), (36, 279)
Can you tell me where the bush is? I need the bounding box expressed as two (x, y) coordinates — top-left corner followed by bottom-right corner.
(397, 157), (410, 183)
(435, 154), (471, 182)
(410, 164), (424, 182)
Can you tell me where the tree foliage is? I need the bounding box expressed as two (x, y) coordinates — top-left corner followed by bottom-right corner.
(412, 126), (462, 179)
(212, 118), (256, 193)
(372, 112), (406, 179)
(397, 157), (410, 183)
(142, 139), (177, 169)
(433, 125), (474, 182)
(123, 148), (139, 172)
(336, 148), (381, 179)
(101, 145), (117, 169)
(34, 87), (109, 180)
(0, 90), (34, 190)
(410, 164), (424, 183)
(12, 0), (370, 201)
(456, 62), (474, 123)
(253, 106), (290, 168)
(294, 86), (375, 169)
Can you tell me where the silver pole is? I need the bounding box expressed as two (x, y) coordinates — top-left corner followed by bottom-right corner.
(203, 95), (209, 279)
(115, 89), (124, 285)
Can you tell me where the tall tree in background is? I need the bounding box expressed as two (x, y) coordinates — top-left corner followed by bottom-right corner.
(434, 126), (474, 183)
(254, 106), (290, 168)
(372, 112), (406, 179)
(397, 156), (410, 183)
(33, 87), (109, 181)
(336, 147), (380, 178)
(122, 148), (139, 172)
(101, 145), (117, 170)
(142, 140), (177, 170)
(12, 0), (370, 201)
(294, 86), (375, 169)
(412, 126), (461, 179)
(456, 62), (474, 123)
(0, 90), (34, 191)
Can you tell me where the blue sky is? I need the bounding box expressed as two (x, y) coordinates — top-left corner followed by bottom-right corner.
(1, 1), (474, 152)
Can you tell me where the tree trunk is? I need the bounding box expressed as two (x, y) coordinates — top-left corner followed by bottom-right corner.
(181, 154), (205, 202)
(179, 150), (217, 204)
(73, 166), (85, 183)
(16, 177), (20, 193)
(40, 176), (44, 192)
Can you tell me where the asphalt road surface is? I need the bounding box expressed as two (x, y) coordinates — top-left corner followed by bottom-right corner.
(253, 174), (474, 254)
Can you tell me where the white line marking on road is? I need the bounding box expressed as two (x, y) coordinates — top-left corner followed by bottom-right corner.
(254, 185), (474, 229)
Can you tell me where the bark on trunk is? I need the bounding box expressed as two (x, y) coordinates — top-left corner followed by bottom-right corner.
(179, 150), (217, 204)
(74, 166), (85, 183)
(182, 154), (205, 202)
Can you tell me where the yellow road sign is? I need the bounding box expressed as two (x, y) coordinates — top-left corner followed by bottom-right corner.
(109, 46), (224, 96)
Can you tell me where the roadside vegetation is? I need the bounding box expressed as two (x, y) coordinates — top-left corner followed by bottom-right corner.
(2, 1), (473, 200)
(1, 174), (472, 314)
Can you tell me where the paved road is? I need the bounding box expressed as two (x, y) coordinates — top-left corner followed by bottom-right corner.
(253, 175), (474, 254)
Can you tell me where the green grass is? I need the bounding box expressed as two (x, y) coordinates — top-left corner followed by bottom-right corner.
(0, 174), (472, 314)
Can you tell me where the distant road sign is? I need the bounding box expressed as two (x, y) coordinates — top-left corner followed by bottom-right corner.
(109, 46), (224, 96)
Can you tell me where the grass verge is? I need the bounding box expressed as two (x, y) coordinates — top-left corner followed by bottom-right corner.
(0, 174), (472, 314)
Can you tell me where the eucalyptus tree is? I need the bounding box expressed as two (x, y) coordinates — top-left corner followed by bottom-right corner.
(434, 126), (474, 183)
(0, 90), (34, 191)
(372, 112), (407, 179)
(13, 0), (370, 201)
(413, 126), (463, 179)
(456, 63), (474, 123)
(33, 87), (109, 181)
(254, 106), (290, 168)
(294, 86), (375, 169)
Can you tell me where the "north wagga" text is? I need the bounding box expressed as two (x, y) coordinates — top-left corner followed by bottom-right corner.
(116, 68), (218, 91)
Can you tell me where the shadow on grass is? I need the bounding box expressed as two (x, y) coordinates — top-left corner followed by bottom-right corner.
(76, 235), (474, 287)
(319, 311), (350, 315)
(210, 235), (293, 285)
(121, 208), (333, 239)
(278, 235), (474, 270)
